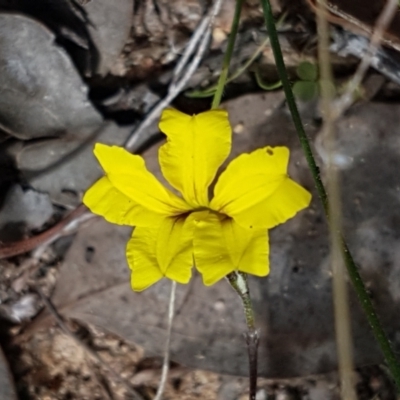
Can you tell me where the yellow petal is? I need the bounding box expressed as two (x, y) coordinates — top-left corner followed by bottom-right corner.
(159, 108), (231, 207)
(94, 143), (189, 215)
(126, 216), (194, 291)
(156, 215), (195, 284)
(193, 212), (235, 285)
(211, 147), (288, 213)
(211, 146), (311, 229)
(232, 178), (311, 230)
(83, 176), (165, 227)
(126, 227), (163, 291)
(220, 217), (252, 266)
(223, 220), (269, 277)
(221, 218), (269, 277)
(193, 212), (270, 285)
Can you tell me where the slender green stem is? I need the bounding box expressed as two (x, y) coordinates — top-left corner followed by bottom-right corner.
(260, 0), (400, 390)
(187, 36), (272, 98)
(227, 272), (259, 400)
(188, 12), (287, 99)
(211, 0), (244, 109)
(341, 238), (400, 387)
(227, 272), (255, 329)
(254, 66), (282, 90)
(261, 0), (328, 214)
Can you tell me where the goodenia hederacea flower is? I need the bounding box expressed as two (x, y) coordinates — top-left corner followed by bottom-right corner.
(83, 108), (311, 291)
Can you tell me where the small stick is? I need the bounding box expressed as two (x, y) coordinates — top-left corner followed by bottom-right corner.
(333, 0), (399, 118)
(124, 0), (223, 151)
(153, 281), (176, 400)
(227, 271), (259, 400)
(315, 1), (357, 398)
(171, 17), (211, 85)
(0, 204), (93, 259)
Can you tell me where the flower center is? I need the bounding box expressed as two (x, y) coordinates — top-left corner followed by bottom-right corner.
(182, 207), (230, 224)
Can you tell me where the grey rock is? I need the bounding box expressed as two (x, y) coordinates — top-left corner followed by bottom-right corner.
(0, 185), (53, 234)
(0, 13), (101, 140)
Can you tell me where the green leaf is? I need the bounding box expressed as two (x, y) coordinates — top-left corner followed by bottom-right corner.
(296, 61), (318, 82)
(293, 81), (318, 101)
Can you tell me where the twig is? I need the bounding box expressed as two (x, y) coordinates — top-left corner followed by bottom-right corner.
(153, 281), (176, 400)
(305, 0), (400, 53)
(171, 17), (211, 85)
(124, 0), (224, 151)
(330, 29), (400, 87)
(0, 204), (93, 259)
(315, 1), (356, 399)
(34, 286), (145, 400)
(332, 0), (399, 118)
(227, 272), (258, 400)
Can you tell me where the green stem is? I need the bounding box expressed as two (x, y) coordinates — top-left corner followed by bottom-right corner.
(189, 13), (285, 99)
(227, 272), (258, 400)
(187, 36), (271, 98)
(227, 272), (255, 329)
(260, 0), (400, 390)
(261, 0), (328, 214)
(211, 0), (244, 109)
(254, 66), (282, 90)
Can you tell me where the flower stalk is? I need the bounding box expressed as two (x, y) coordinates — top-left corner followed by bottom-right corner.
(260, 0), (400, 390)
(227, 271), (259, 400)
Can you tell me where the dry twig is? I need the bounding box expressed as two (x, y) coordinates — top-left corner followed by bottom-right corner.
(315, 1), (356, 398)
(0, 204), (94, 260)
(153, 281), (177, 400)
(332, 0), (399, 118)
(124, 0), (223, 151)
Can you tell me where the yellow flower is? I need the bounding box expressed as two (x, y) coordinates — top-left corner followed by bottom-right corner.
(83, 109), (311, 291)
